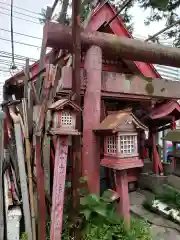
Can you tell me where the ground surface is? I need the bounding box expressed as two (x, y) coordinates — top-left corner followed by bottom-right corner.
(130, 190), (180, 240)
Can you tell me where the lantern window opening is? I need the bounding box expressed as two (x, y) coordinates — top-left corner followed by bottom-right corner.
(61, 110), (73, 127)
(120, 134), (137, 155)
(107, 135), (117, 154)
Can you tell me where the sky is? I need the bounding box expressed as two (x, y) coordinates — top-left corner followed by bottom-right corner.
(0, 0), (171, 85)
(0, 0), (54, 82)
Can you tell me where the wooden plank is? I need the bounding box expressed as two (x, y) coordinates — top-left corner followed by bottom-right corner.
(60, 67), (180, 99)
(35, 136), (46, 240)
(10, 111), (33, 240)
(50, 136), (68, 240)
(43, 110), (51, 195)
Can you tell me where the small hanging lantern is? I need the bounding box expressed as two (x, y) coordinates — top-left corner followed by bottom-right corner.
(48, 98), (82, 135)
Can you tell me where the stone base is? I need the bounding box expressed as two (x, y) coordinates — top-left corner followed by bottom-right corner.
(163, 163), (174, 176)
(138, 173), (168, 194)
(142, 160), (153, 173)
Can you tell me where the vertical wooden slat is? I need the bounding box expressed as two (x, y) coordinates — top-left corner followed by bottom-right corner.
(36, 136), (46, 240)
(71, 2), (82, 238)
(50, 136), (68, 240)
(12, 117), (32, 240)
(24, 58), (36, 240)
(43, 110), (51, 196)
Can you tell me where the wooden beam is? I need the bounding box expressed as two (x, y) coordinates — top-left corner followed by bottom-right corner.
(60, 67), (180, 99)
(44, 22), (180, 68)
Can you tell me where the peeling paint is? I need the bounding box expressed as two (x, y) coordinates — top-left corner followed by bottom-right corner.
(125, 79), (131, 89)
(145, 83), (154, 95)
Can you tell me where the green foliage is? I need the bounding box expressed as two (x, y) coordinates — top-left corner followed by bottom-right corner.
(20, 232), (28, 240)
(83, 218), (151, 240)
(155, 185), (180, 210)
(143, 199), (157, 213)
(61, 179), (152, 240)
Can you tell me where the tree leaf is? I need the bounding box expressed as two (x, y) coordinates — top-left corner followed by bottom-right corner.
(65, 181), (71, 188)
(80, 194), (100, 207)
(80, 209), (92, 220)
(79, 176), (88, 183)
(150, 0), (169, 9)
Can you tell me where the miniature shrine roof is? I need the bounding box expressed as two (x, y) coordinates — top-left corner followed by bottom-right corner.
(149, 101), (180, 120)
(87, 1), (161, 78)
(163, 129), (180, 143)
(142, 101), (180, 128)
(48, 99), (82, 111)
(95, 110), (147, 133)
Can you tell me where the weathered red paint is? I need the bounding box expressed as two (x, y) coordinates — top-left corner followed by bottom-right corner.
(60, 68), (180, 100)
(172, 116), (176, 170)
(86, 1), (160, 78)
(152, 132), (163, 174)
(82, 46), (102, 194)
(100, 157), (144, 170)
(116, 170), (130, 226)
(50, 136), (68, 240)
(36, 136), (46, 240)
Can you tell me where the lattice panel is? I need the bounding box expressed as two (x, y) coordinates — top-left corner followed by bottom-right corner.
(107, 136), (116, 154)
(120, 135), (136, 155)
(61, 111), (73, 127)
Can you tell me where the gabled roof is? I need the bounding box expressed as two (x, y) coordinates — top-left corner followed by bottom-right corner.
(149, 101), (180, 120)
(86, 1), (161, 78)
(48, 98), (82, 112)
(95, 110), (147, 133)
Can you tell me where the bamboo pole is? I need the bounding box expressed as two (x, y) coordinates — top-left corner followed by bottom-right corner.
(44, 22), (180, 67)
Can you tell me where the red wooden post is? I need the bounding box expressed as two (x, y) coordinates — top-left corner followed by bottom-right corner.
(36, 136), (46, 240)
(50, 136), (68, 240)
(152, 132), (159, 174)
(83, 45), (102, 194)
(116, 170), (130, 227)
(172, 116), (176, 170)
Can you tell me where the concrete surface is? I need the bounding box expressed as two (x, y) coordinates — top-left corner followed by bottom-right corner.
(130, 191), (180, 240)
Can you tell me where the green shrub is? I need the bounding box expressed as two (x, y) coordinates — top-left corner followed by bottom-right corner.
(156, 185), (180, 210)
(82, 218), (151, 240)
(20, 232), (28, 240)
(61, 185), (152, 240)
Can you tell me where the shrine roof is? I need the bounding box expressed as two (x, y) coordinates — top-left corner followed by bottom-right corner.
(149, 101), (180, 120)
(87, 1), (161, 79)
(163, 129), (180, 143)
(95, 110), (147, 133)
(141, 100), (180, 129)
(48, 98), (82, 112)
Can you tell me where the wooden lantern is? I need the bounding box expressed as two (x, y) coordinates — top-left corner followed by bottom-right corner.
(94, 110), (147, 226)
(95, 110), (147, 170)
(48, 98), (82, 136)
(48, 98), (82, 240)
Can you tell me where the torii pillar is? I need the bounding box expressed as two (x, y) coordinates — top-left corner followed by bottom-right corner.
(83, 46), (102, 194)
